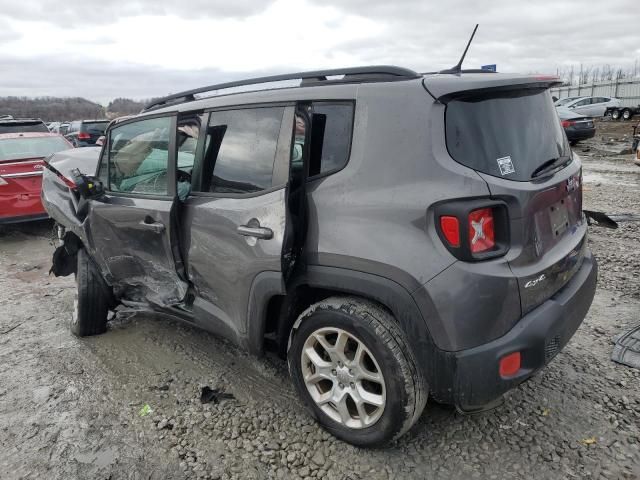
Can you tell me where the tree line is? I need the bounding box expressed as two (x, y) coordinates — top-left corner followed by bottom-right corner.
(556, 60), (640, 86)
(0, 96), (157, 122)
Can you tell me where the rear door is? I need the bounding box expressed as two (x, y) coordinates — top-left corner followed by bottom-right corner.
(181, 105), (294, 340)
(87, 114), (187, 306)
(571, 98), (593, 116)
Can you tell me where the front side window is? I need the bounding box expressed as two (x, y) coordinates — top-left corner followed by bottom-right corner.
(108, 116), (172, 195)
(199, 107), (284, 194)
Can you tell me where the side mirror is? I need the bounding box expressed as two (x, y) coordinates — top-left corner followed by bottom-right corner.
(71, 168), (104, 199)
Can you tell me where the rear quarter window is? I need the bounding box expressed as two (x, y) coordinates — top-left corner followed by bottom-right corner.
(445, 88), (569, 181)
(308, 102), (354, 177)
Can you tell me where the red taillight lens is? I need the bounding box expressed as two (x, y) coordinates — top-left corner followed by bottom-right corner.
(561, 120), (575, 128)
(499, 352), (521, 378)
(439, 216), (460, 247)
(468, 208), (495, 253)
(77, 132), (91, 140)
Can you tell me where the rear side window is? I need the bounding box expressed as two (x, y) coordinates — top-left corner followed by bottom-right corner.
(308, 103), (354, 177)
(445, 88), (569, 181)
(198, 107), (284, 194)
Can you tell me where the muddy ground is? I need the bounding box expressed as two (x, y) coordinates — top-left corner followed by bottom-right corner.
(1, 119), (639, 479)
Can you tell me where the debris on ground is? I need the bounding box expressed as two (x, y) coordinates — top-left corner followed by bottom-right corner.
(611, 324), (640, 369)
(138, 404), (153, 417)
(200, 386), (235, 405)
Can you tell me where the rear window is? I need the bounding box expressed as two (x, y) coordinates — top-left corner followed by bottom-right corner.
(0, 136), (70, 161)
(0, 122), (49, 134)
(81, 121), (108, 135)
(445, 88), (569, 181)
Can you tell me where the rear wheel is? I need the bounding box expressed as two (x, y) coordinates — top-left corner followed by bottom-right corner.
(622, 109), (632, 121)
(288, 297), (427, 447)
(70, 248), (110, 337)
(612, 109), (621, 120)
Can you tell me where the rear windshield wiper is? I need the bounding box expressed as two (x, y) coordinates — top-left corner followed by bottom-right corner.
(531, 155), (572, 179)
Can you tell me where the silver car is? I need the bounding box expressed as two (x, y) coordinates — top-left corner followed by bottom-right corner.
(559, 96), (622, 117)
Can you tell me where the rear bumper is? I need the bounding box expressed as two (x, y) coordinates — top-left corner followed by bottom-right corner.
(565, 127), (595, 142)
(443, 250), (597, 409)
(0, 194), (47, 223)
(0, 213), (49, 224)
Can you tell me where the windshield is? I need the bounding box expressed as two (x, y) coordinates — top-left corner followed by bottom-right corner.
(445, 88), (570, 181)
(0, 136), (70, 161)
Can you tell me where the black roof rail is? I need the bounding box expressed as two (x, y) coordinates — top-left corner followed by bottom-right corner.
(143, 65), (421, 112)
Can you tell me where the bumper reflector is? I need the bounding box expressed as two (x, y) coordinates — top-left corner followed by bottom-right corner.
(499, 352), (521, 378)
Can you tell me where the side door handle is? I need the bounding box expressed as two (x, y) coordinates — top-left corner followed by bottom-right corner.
(237, 222), (273, 240)
(139, 217), (166, 234)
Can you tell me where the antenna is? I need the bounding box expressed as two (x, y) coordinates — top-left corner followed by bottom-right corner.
(439, 24), (479, 74)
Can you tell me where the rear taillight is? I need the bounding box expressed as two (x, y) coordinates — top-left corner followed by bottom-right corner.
(78, 132), (91, 140)
(439, 216), (460, 247)
(561, 120), (575, 128)
(435, 200), (509, 262)
(468, 208), (495, 253)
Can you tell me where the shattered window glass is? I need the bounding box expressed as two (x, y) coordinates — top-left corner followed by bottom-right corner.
(108, 117), (172, 195)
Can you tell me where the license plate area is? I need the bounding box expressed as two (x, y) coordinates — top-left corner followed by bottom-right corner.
(549, 201), (570, 238)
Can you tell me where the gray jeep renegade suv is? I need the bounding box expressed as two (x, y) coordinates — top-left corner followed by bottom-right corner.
(42, 66), (597, 447)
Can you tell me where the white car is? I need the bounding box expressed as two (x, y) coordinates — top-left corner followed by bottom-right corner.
(559, 96), (622, 117)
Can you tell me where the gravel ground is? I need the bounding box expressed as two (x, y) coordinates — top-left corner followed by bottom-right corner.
(1, 121), (639, 479)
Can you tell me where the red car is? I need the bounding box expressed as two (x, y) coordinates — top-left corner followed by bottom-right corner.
(0, 132), (73, 224)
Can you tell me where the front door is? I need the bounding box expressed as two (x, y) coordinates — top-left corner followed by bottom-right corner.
(181, 105), (295, 340)
(87, 115), (187, 306)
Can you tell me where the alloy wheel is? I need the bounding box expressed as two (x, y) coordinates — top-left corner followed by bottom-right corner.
(300, 327), (386, 429)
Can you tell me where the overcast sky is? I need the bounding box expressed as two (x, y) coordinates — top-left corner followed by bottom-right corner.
(0, 0), (638, 104)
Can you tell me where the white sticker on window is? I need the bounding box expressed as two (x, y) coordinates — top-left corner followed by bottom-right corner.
(497, 156), (515, 176)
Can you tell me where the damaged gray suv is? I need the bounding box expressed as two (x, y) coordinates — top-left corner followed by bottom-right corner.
(42, 66), (597, 446)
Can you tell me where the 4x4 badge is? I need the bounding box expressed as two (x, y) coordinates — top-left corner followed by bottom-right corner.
(525, 274), (546, 289)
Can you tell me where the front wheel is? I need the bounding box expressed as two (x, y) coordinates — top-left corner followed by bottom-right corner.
(288, 297), (427, 447)
(70, 248), (110, 337)
(612, 109), (621, 120)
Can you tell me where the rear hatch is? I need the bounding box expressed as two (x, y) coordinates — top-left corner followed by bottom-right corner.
(428, 74), (587, 314)
(0, 120), (49, 134)
(80, 121), (108, 144)
(0, 136), (72, 217)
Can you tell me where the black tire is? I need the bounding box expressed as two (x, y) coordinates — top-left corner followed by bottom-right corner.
(622, 109), (632, 121)
(70, 248), (110, 337)
(612, 109), (621, 120)
(287, 296), (427, 447)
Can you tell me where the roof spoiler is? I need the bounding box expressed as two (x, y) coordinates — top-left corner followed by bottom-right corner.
(423, 75), (563, 103)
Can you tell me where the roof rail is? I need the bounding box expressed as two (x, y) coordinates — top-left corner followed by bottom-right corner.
(143, 65), (421, 112)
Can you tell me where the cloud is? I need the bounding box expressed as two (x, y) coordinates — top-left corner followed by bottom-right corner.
(0, 0), (275, 26)
(0, 0), (638, 100)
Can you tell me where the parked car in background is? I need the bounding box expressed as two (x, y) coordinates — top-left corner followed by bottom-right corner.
(556, 107), (595, 145)
(559, 96), (621, 117)
(554, 96), (581, 107)
(43, 66), (597, 446)
(0, 132), (73, 223)
(65, 120), (109, 147)
(0, 116), (49, 134)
